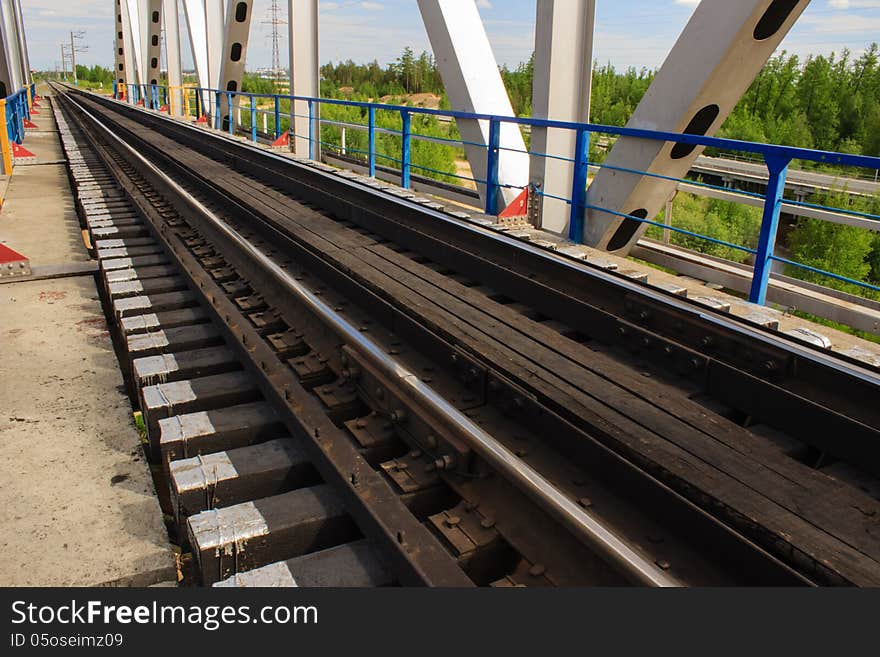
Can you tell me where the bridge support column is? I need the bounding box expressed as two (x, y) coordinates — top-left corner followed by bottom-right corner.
(164, 0), (183, 114)
(417, 0), (528, 211)
(583, 0), (811, 254)
(219, 0), (254, 130)
(529, 0), (595, 236)
(288, 0), (320, 159)
(145, 1), (163, 108)
(114, 0), (129, 99)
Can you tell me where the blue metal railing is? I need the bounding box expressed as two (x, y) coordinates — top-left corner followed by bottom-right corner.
(117, 82), (880, 308)
(4, 84), (33, 145)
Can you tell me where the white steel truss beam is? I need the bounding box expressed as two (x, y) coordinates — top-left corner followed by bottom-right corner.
(120, 0), (138, 88)
(205, 0), (224, 90)
(218, 0), (254, 128)
(182, 0), (211, 111)
(530, 0), (595, 235)
(289, 0), (319, 157)
(417, 0), (528, 210)
(0, 0), (25, 95)
(164, 0), (183, 113)
(182, 0), (209, 88)
(583, 0), (811, 254)
(12, 0), (29, 85)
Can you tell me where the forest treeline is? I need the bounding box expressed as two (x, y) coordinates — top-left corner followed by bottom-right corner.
(319, 44), (880, 158)
(315, 45), (880, 308)
(60, 42), (880, 158)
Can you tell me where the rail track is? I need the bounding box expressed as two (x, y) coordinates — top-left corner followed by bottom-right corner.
(51, 82), (880, 587)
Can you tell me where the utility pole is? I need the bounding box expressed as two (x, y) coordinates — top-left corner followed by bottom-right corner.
(69, 30), (87, 86)
(60, 44), (67, 80)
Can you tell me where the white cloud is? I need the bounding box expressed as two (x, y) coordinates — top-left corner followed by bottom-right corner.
(828, 0), (880, 8)
(360, 1), (383, 10)
(800, 13), (880, 32)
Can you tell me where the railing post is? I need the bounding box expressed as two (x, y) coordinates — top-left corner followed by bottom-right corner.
(194, 88), (200, 119)
(113, 81), (118, 99)
(308, 99), (316, 160)
(400, 110), (411, 189)
(228, 93), (234, 135)
(568, 127), (591, 243)
(14, 93), (23, 143)
(368, 105), (376, 178)
(214, 92), (221, 130)
(485, 118), (501, 215)
(749, 154), (790, 305)
(7, 96), (16, 146)
(0, 99), (12, 175)
(250, 97), (257, 142)
(274, 95), (281, 139)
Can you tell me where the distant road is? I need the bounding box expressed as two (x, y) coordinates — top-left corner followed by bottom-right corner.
(692, 155), (880, 197)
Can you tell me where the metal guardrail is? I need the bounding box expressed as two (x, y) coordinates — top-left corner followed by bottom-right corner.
(114, 81), (880, 308)
(0, 82), (36, 174)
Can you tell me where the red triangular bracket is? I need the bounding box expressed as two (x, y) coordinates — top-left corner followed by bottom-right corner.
(271, 131), (290, 147)
(499, 186), (529, 219)
(137, 99), (145, 107)
(23, 119), (38, 129)
(159, 105), (168, 113)
(0, 242), (27, 263)
(0, 243), (31, 277)
(30, 109), (40, 115)
(196, 115), (208, 124)
(12, 142), (36, 159)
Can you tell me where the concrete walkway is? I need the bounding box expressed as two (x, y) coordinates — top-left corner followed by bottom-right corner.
(0, 84), (175, 586)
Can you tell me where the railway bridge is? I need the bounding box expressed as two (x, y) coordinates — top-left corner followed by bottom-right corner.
(1, 0), (879, 589)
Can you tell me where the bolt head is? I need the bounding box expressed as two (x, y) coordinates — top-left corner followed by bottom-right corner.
(445, 515), (461, 528)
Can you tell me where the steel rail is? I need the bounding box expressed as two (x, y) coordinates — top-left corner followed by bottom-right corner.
(65, 90), (680, 588)
(92, 86), (880, 388)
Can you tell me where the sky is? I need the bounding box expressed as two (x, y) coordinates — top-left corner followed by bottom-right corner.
(21, 0), (880, 73)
